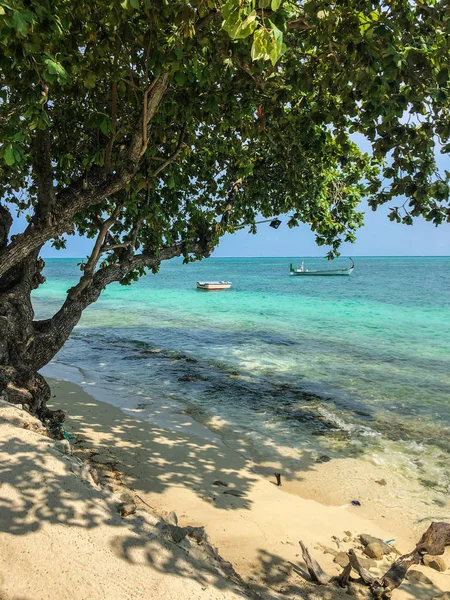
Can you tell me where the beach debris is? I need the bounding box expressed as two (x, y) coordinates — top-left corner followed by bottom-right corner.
(212, 480), (228, 487)
(423, 554), (447, 572)
(363, 542), (385, 561)
(332, 536), (341, 549)
(274, 472), (282, 486)
(223, 489), (245, 497)
(406, 569), (433, 585)
(351, 500), (361, 506)
(343, 537), (352, 543)
(167, 511), (178, 526)
(118, 502), (136, 517)
(432, 594), (450, 600)
(299, 521), (450, 598)
(58, 438), (72, 455)
(136, 494), (153, 510)
(344, 531), (353, 537)
(316, 455), (332, 464)
(375, 479), (387, 486)
(89, 467), (100, 485)
(299, 541), (332, 585)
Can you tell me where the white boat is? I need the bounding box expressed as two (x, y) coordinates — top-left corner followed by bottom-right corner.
(289, 258), (354, 276)
(196, 281), (232, 291)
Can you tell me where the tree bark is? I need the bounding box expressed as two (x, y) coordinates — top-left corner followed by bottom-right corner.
(0, 252), (50, 417)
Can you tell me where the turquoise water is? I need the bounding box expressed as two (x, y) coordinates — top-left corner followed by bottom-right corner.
(34, 257), (450, 488)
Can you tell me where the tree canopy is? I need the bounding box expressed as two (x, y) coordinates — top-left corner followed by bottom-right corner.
(1, 0), (450, 413)
(1, 0), (449, 274)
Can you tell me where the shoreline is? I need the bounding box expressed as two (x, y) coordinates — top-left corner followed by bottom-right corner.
(40, 371), (450, 598)
(42, 361), (450, 533)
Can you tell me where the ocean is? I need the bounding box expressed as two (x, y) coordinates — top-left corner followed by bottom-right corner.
(34, 256), (450, 492)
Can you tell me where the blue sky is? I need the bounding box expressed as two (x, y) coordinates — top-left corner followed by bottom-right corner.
(32, 134), (450, 258)
(27, 200), (447, 258)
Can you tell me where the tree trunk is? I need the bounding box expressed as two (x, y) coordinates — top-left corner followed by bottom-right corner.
(0, 253), (53, 418)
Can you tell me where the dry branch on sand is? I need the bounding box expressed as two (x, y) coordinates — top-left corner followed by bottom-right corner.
(300, 521), (450, 599)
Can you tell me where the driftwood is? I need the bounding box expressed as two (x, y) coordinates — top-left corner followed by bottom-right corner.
(300, 521), (450, 599)
(299, 541), (332, 585)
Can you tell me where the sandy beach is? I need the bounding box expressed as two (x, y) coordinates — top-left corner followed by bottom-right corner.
(2, 375), (449, 600)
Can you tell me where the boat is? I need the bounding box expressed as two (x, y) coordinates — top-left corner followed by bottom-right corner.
(289, 258), (354, 276)
(196, 281), (232, 291)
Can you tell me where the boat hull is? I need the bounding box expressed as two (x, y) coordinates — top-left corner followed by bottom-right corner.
(290, 268), (354, 276)
(196, 281), (232, 290)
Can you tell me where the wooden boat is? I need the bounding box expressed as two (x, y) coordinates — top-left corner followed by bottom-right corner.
(196, 281), (232, 291)
(289, 258), (354, 276)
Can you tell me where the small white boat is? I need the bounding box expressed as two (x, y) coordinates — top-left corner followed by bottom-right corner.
(196, 281), (232, 291)
(290, 258), (354, 276)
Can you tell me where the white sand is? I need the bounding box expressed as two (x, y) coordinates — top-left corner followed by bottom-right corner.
(1, 378), (449, 600)
(0, 400), (249, 600)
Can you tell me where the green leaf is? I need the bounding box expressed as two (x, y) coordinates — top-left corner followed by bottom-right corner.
(44, 58), (68, 83)
(271, 0), (282, 10)
(4, 144), (15, 166)
(129, 0), (139, 8)
(99, 115), (111, 135)
(83, 72), (97, 89)
(251, 28), (270, 62)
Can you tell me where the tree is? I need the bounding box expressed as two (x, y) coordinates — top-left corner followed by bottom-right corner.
(0, 0), (449, 417)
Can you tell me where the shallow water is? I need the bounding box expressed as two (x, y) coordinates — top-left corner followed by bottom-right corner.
(34, 256), (450, 491)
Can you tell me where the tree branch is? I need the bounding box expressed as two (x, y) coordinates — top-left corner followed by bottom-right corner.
(66, 215), (117, 299)
(31, 126), (55, 221)
(153, 123), (187, 177)
(0, 72), (170, 279)
(31, 240), (206, 370)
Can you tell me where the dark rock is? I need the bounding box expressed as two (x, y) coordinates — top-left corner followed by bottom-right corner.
(432, 593), (450, 600)
(212, 480), (228, 487)
(118, 502), (136, 517)
(223, 489), (245, 497)
(186, 526), (207, 544)
(316, 455), (332, 464)
(169, 525), (187, 544)
(375, 479), (387, 486)
(407, 569), (433, 585)
(423, 554), (447, 572)
(178, 376), (194, 382)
